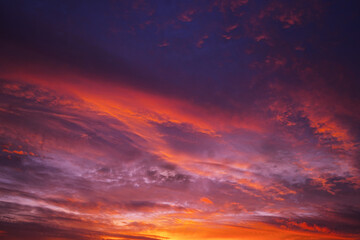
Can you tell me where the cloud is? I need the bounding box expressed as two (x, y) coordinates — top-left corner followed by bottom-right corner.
(0, 220), (163, 240)
(0, 1), (359, 239)
(200, 197), (214, 205)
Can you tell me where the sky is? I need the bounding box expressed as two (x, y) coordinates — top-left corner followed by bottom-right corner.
(0, 0), (359, 239)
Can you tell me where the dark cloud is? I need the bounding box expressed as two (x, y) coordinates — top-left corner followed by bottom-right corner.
(153, 121), (220, 158)
(0, 221), (163, 240)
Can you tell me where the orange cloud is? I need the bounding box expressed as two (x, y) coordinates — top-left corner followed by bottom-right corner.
(2, 148), (34, 156)
(285, 220), (331, 234)
(147, 221), (354, 240)
(200, 197), (213, 205)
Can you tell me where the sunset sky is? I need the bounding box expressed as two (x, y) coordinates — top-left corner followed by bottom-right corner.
(0, 0), (360, 239)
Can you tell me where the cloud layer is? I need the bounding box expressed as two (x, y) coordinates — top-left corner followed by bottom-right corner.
(0, 0), (359, 239)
